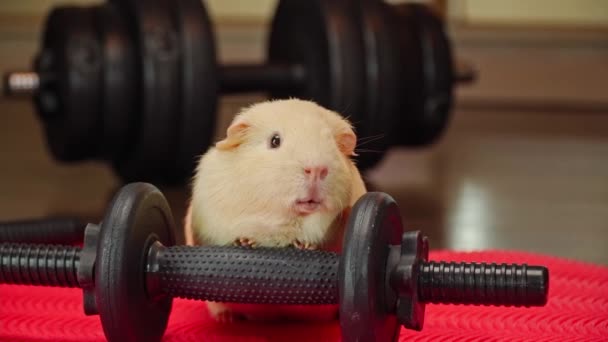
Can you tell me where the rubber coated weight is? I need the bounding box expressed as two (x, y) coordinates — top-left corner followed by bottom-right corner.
(355, 1), (400, 169)
(268, 0), (365, 126)
(340, 192), (404, 341)
(96, 182), (176, 342)
(114, 0), (181, 183)
(392, 4), (454, 146)
(15, 0), (466, 184)
(97, 3), (137, 162)
(36, 6), (102, 161)
(170, 0), (218, 182)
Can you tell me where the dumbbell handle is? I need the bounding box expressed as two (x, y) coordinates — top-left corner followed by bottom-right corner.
(0, 218), (86, 245)
(0, 241), (548, 307)
(146, 242), (340, 304)
(0, 243), (81, 287)
(3, 59), (475, 98)
(3, 72), (39, 96)
(2, 65), (308, 97)
(148, 243), (548, 306)
(219, 64), (307, 94)
(219, 60), (478, 92)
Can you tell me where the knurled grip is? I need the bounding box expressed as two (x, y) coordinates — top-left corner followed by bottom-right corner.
(418, 261), (548, 306)
(150, 245), (340, 304)
(0, 243), (81, 287)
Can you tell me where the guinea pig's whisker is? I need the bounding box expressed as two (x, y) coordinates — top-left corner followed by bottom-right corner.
(354, 148), (384, 154)
(349, 119), (365, 128)
(359, 132), (386, 140)
(356, 134), (387, 147)
(342, 113), (355, 123)
(341, 99), (355, 115)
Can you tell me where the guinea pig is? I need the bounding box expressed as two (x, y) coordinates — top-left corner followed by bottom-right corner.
(183, 98), (367, 322)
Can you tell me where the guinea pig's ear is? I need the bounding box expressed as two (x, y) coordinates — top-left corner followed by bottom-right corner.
(216, 118), (250, 150)
(325, 108), (358, 157)
(335, 126), (358, 157)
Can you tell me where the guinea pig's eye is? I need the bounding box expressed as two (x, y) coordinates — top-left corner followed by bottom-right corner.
(269, 133), (281, 149)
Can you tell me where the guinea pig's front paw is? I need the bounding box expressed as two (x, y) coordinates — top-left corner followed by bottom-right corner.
(215, 310), (246, 323)
(293, 239), (318, 250)
(207, 302), (246, 323)
(233, 237), (257, 248)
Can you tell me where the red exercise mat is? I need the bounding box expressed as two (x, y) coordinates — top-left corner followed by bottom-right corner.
(1, 250), (607, 341)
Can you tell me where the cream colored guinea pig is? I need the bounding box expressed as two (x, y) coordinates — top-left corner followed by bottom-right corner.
(183, 98), (367, 322)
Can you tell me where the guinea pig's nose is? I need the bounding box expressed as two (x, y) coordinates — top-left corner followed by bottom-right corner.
(304, 166), (329, 181)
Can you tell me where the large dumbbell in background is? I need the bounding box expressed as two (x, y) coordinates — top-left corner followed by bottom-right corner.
(3, 0), (475, 184)
(4, 0), (219, 184)
(0, 183), (547, 342)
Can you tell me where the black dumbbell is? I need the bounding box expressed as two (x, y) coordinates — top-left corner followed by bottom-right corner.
(4, 0), (218, 184)
(0, 217), (86, 245)
(0, 182), (547, 342)
(3, 0), (475, 185)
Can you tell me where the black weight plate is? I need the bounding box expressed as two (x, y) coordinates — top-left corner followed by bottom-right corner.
(97, 3), (137, 163)
(169, 0), (218, 183)
(392, 4), (454, 146)
(339, 192), (404, 342)
(355, 1), (401, 170)
(35, 6), (102, 161)
(113, 0), (181, 183)
(268, 0), (366, 134)
(96, 182), (176, 342)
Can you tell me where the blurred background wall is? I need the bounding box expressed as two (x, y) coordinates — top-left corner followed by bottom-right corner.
(3, 0), (608, 25)
(2, 0), (607, 109)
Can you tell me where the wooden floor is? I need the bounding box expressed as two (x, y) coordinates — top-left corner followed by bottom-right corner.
(1, 96), (607, 265)
(367, 107), (608, 265)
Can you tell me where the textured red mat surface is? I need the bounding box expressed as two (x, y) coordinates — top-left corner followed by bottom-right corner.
(1, 250), (607, 341)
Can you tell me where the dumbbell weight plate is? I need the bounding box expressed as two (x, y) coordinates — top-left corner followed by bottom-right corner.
(35, 6), (102, 161)
(112, 0), (181, 183)
(97, 2), (137, 163)
(96, 182), (176, 342)
(268, 0), (366, 138)
(170, 0), (218, 182)
(392, 4), (454, 146)
(355, 1), (401, 169)
(339, 192), (404, 341)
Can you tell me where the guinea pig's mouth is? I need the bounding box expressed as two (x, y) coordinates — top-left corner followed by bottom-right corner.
(294, 198), (324, 215)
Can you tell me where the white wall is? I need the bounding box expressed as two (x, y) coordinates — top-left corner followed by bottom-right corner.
(1, 1), (607, 28)
(450, 0), (608, 27)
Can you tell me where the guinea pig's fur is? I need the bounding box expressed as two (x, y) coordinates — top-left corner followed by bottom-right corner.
(184, 98), (367, 322)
